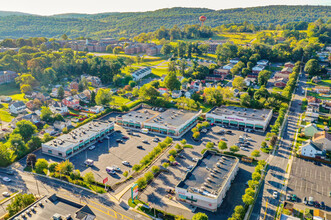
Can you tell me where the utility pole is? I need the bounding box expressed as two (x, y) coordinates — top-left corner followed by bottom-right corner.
(32, 163), (40, 197)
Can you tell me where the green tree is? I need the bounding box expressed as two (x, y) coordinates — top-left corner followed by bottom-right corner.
(242, 194), (254, 205)
(61, 34), (68, 40)
(258, 70), (272, 86)
(40, 106), (53, 122)
(95, 88), (112, 105)
(252, 172), (261, 181)
(203, 87), (223, 106)
(6, 194), (35, 217)
(169, 149), (177, 156)
(151, 165), (160, 174)
(230, 145), (240, 153)
(251, 150), (261, 159)
(193, 132), (200, 139)
(132, 164), (141, 172)
(113, 46), (122, 55)
(13, 120), (37, 142)
(55, 160), (74, 175)
(164, 72), (181, 91)
(169, 155), (175, 163)
(162, 162), (169, 169)
(48, 162), (58, 173)
(26, 153), (37, 167)
(35, 158), (49, 174)
(83, 172), (95, 184)
(192, 212), (209, 220)
(144, 171), (154, 182)
(240, 93), (251, 107)
(57, 86), (65, 99)
(261, 141), (267, 148)
(218, 141), (227, 151)
(138, 84), (159, 101)
(232, 76), (245, 91)
(136, 177), (147, 189)
(304, 59), (320, 75)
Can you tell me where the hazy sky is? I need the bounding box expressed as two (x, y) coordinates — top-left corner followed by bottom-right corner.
(2, 0), (330, 15)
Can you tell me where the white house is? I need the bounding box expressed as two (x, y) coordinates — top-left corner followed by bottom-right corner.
(300, 140), (324, 158)
(131, 67), (152, 81)
(54, 119), (72, 131)
(223, 63), (235, 70)
(257, 59), (269, 66)
(9, 101), (26, 114)
(252, 64), (265, 73)
(229, 58), (240, 64)
(49, 102), (69, 116)
(172, 90), (182, 99)
(90, 106), (104, 114)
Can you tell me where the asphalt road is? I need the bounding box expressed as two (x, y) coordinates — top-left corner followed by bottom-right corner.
(250, 72), (306, 220)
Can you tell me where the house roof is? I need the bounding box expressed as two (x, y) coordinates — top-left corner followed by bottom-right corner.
(11, 101), (25, 108)
(304, 123), (318, 130)
(313, 131), (331, 142)
(302, 140), (323, 151)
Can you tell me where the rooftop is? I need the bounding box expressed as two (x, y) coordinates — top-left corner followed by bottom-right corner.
(145, 108), (199, 129)
(10, 194), (95, 220)
(208, 106), (272, 121)
(177, 151), (238, 198)
(45, 120), (112, 149)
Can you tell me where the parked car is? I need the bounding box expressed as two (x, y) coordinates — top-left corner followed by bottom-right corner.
(98, 140), (103, 143)
(226, 131), (232, 134)
(291, 194), (297, 202)
(166, 188), (175, 194)
(0, 169), (14, 175)
(320, 201), (325, 210)
(88, 145), (96, 150)
(153, 138), (160, 142)
(286, 194), (291, 201)
(115, 130), (121, 133)
(303, 197), (307, 205)
(84, 159), (94, 166)
(116, 139), (124, 143)
(3, 177), (11, 182)
(273, 191), (278, 199)
(314, 201), (320, 208)
(221, 138), (227, 141)
(201, 129), (208, 133)
(187, 165), (194, 170)
(142, 140), (149, 144)
(137, 145), (143, 149)
(2, 192), (10, 197)
(122, 161), (130, 166)
(171, 162), (179, 166)
(192, 158), (199, 162)
(122, 136), (129, 139)
(112, 165), (121, 172)
(308, 197), (314, 206)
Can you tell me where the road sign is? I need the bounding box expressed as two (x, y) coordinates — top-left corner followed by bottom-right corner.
(131, 183), (139, 202)
(103, 177), (108, 184)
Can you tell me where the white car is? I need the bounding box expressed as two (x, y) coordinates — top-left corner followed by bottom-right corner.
(273, 191), (278, 199)
(3, 177), (11, 182)
(192, 158), (199, 162)
(88, 145), (96, 150)
(112, 165), (121, 172)
(122, 161), (130, 166)
(240, 147), (249, 151)
(2, 192), (10, 197)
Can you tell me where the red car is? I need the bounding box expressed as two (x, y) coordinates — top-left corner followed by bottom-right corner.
(98, 140), (103, 143)
(122, 136), (129, 139)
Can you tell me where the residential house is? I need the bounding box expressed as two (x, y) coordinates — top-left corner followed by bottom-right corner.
(0, 96), (12, 102)
(74, 93), (89, 104)
(280, 67), (292, 75)
(25, 100), (35, 111)
(62, 97), (80, 108)
(312, 131), (331, 151)
(70, 82), (79, 90)
(50, 101), (69, 116)
(54, 119), (72, 131)
(185, 90), (195, 99)
(90, 106), (104, 114)
(303, 124), (319, 137)
(305, 106), (319, 123)
(252, 64), (265, 75)
(11, 113), (41, 127)
(131, 67), (152, 81)
(307, 96), (321, 107)
(190, 80), (203, 91)
(0, 70), (18, 85)
(229, 58), (240, 64)
(311, 76), (321, 83)
(274, 72), (290, 80)
(313, 86), (330, 94)
(223, 63), (235, 70)
(300, 140), (324, 158)
(284, 62), (295, 68)
(274, 78), (287, 88)
(257, 59), (269, 66)
(45, 126), (56, 136)
(172, 90), (182, 99)
(9, 101), (26, 114)
(50, 88), (58, 97)
(206, 68), (230, 82)
(158, 88), (168, 95)
(83, 89), (92, 100)
(85, 76), (102, 87)
(146, 45), (163, 56)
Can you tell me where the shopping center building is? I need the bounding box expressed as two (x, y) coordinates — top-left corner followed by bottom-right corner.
(116, 107), (201, 138)
(42, 120), (114, 159)
(175, 151), (239, 212)
(206, 106), (273, 132)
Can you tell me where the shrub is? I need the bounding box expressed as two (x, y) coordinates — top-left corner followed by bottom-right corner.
(169, 149), (177, 156)
(162, 162), (169, 169)
(132, 164), (141, 172)
(151, 166), (160, 174)
(35, 159), (49, 174)
(123, 171), (129, 177)
(180, 139), (187, 145)
(136, 177), (147, 189)
(48, 162), (58, 173)
(169, 155), (175, 163)
(144, 172), (154, 182)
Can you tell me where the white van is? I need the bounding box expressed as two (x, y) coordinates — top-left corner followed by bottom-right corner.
(141, 128), (149, 134)
(84, 159), (94, 166)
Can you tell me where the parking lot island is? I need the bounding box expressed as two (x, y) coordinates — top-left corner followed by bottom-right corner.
(116, 107), (201, 138)
(175, 150), (239, 212)
(206, 106), (273, 132)
(42, 120), (114, 159)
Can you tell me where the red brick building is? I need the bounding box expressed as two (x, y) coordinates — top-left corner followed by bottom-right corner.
(0, 71), (18, 85)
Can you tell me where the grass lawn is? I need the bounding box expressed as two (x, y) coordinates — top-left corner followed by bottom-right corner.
(151, 68), (168, 77)
(0, 103), (14, 122)
(122, 66), (140, 75)
(216, 32), (256, 44)
(307, 91), (331, 101)
(110, 95), (131, 106)
(273, 87), (283, 92)
(0, 83), (21, 96)
(10, 93), (28, 102)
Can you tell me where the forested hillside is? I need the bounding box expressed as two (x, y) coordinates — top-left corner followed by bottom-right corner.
(0, 5), (330, 39)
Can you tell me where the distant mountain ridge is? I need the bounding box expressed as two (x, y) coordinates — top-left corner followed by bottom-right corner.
(0, 11), (33, 17)
(0, 5), (329, 39)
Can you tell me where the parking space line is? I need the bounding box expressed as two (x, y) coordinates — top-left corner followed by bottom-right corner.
(316, 185), (318, 194)
(315, 170), (317, 180)
(311, 184), (313, 194)
(300, 181), (303, 192)
(294, 180), (297, 190)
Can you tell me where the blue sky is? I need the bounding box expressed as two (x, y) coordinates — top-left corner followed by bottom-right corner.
(2, 0), (330, 15)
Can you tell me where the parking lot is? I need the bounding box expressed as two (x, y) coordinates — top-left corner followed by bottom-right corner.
(140, 133), (257, 220)
(287, 157), (331, 211)
(194, 124), (269, 160)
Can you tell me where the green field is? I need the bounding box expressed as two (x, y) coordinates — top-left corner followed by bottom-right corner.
(110, 95), (131, 106)
(0, 83), (20, 96)
(0, 103), (14, 122)
(151, 68), (168, 77)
